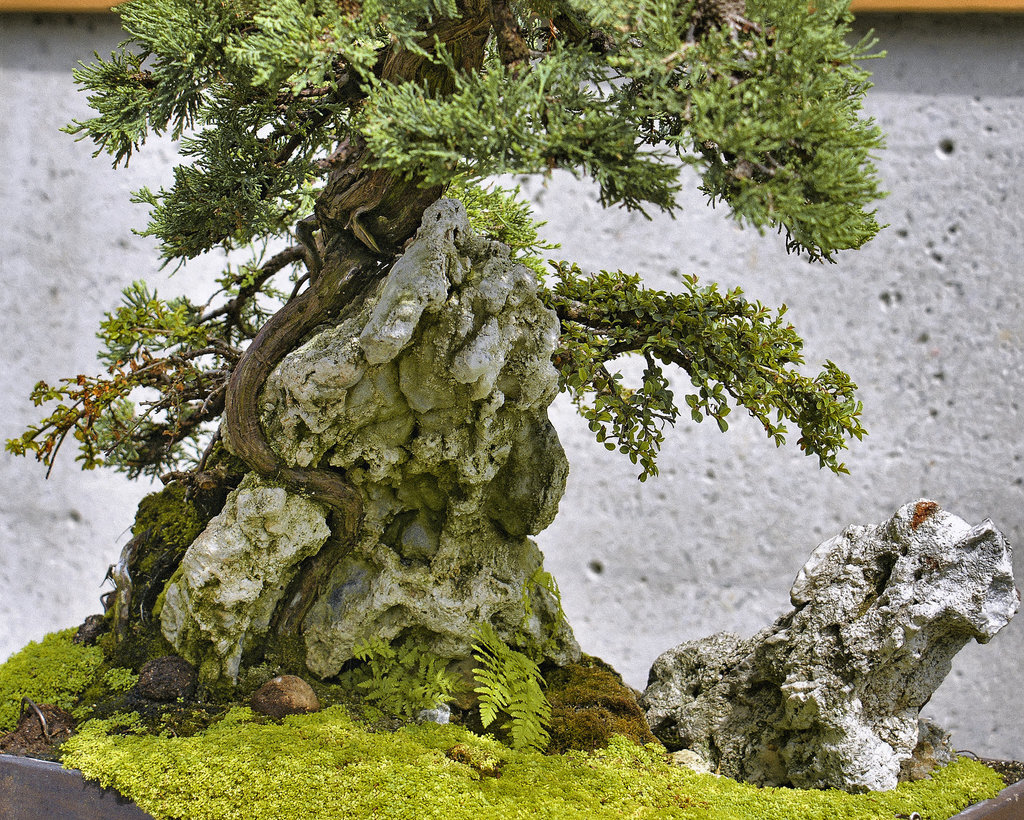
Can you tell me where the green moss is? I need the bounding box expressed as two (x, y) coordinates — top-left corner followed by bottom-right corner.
(61, 705), (1003, 820)
(102, 667), (140, 693)
(99, 614), (177, 674)
(132, 484), (206, 551)
(544, 655), (657, 754)
(65, 662), (137, 723)
(1, 632), (1006, 819)
(0, 629), (104, 732)
(151, 564), (183, 621)
(102, 483), (210, 672)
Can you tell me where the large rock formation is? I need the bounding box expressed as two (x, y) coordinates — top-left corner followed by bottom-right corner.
(160, 200), (579, 684)
(641, 500), (1020, 792)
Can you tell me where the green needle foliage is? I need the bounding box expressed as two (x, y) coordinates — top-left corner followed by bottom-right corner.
(10, 0), (883, 483)
(545, 264), (865, 477)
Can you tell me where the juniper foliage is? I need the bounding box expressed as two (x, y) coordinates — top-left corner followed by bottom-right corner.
(9, 0), (883, 482)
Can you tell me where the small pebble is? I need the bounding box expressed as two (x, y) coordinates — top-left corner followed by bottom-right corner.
(416, 703), (451, 725)
(668, 749), (714, 774)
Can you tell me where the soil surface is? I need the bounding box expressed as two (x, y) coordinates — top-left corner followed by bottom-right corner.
(0, 701), (75, 760)
(978, 757), (1024, 786)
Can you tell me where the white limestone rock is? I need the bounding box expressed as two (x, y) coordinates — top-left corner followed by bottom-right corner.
(667, 749), (715, 775)
(163, 200), (578, 682)
(416, 703), (452, 725)
(160, 473), (331, 683)
(279, 201), (575, 676)
(641, 500), (1020, 792)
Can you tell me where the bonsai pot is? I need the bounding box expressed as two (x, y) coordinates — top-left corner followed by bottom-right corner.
(2, 752), (1021, 820)
(0, 754), (152, 819)
(951, 774), (1024, 820)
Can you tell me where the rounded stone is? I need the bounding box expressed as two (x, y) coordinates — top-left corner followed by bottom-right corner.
(250, 675), (321, 718)
(137, 656), (198, 702)
(668, 749), (713, 774)
(416, 703), (451, 725)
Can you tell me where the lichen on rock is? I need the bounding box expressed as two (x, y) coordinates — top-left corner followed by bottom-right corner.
(160, 472), (331, 683)
(641, 500), (1020, 792)
(160, 200), (578, 684)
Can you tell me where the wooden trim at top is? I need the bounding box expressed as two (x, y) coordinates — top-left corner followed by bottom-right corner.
(852, 0), (1024, 9)
(1, 0), (117, 9)
(1, 0), (118, 10)
(2, 0), (1023, 15)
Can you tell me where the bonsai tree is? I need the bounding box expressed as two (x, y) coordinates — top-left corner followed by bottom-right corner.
(8, 0), (881, 726)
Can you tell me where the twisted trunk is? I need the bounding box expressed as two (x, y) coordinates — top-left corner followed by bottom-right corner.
(223, 0), (492, 526)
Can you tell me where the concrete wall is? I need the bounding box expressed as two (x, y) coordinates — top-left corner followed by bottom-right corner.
(2, 12), (1022, 758)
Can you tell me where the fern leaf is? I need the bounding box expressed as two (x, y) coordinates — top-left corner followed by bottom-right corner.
(471, 623), (551, 752)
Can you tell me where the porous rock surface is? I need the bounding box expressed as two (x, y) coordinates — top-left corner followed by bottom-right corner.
(641, 500), (1020, 792)
(161, 199), (578, 681)
(161, 473), (332, 681)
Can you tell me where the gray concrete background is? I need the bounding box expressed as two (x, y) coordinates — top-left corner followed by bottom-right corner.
(2, 13), (1022, 758)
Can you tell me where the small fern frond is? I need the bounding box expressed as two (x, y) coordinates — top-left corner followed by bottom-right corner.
(471, 623), (551, 752)
(347, 636), (456, 719)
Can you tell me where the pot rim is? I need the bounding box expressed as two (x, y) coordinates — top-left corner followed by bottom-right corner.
(949, 775), (1024, 820)
(0, 753), (154, 819)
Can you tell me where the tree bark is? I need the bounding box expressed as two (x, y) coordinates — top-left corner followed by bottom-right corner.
(222, 0), (492, 526)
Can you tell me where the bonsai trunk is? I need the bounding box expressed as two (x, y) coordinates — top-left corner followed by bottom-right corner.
(103, 0), (580, 688)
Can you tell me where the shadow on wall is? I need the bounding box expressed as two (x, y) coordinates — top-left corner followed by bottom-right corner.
(851, 14), (1024, 97)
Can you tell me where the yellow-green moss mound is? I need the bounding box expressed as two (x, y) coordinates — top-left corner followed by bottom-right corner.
(0, 629), (103, 732)
(0, 631), (1006, 819)
(61, 705), (1003, 820)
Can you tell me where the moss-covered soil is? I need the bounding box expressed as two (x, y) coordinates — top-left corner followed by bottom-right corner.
(0, 630), (1007, 820)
